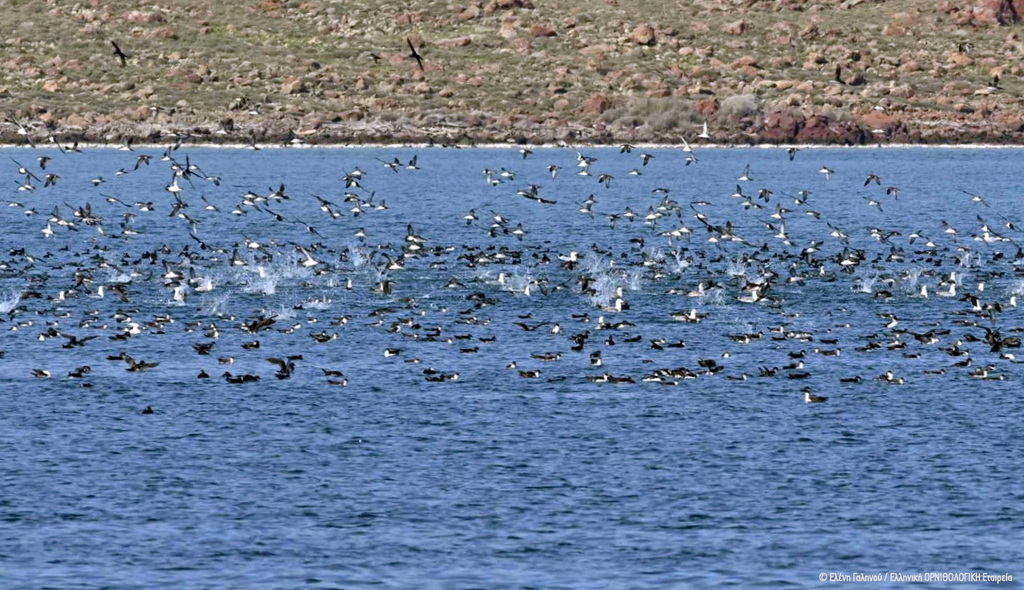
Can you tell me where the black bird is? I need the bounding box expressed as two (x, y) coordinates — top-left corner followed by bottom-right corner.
(111, 41), (129, 67)
(406, 38), (424, 70)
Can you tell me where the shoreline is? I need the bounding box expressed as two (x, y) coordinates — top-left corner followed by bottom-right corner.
(3, 141), (1024, 151)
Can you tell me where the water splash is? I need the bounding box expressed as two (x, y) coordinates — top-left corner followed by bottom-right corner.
(302, 295), (333, 310)
(669, 251), (691, 274)
(201, 293), (231, 316)
(623, 268), (645, 292)
(580, 252), (610, 276)
(502, 271), (536, 296)
(854, 274), (877, 294)
(0, 291), (22, 314)
(903, 267), (924, 290)
(699, 288), (724, 306)
(957, 250), (979, 268)
(726, 258), (748, 278)
(348, 245), (371, 270)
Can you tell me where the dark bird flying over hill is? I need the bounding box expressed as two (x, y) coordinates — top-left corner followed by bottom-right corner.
(406, 38), (424, 70)
(111, 41), (129, 67)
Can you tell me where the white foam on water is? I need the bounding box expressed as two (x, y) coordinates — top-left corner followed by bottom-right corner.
(0, 291), (22, 314)
(854, 274), (877, 294)
(201, 293), (231, 316)
(303, 295), (333, 310)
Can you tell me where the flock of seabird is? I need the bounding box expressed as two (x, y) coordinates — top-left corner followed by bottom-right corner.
(2, 127), (1022, 413)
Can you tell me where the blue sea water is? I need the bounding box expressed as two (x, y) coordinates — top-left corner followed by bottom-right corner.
(0, 145), (1022, 588)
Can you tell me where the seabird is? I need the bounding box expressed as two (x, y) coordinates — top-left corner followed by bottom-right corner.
(803, 387), (828, 403)
(406, 37), (424, 70)
(111, 41), (129, 66)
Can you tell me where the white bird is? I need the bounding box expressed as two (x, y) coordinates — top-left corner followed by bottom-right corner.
(738, 164), (752, 182)
(697, 120), (711, 140)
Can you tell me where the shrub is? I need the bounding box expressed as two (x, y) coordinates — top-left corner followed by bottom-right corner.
(718, 94), (762, 121)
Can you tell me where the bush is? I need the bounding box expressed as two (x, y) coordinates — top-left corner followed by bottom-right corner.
(718, 94), (761, 121)
(601, 96), (698, 133)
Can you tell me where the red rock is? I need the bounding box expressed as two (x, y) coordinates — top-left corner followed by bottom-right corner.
(580, 43), (615, 55)
(794, 115), (833, 142)
(510, 38), (532, 52)
(64, 114), (91, 129)
(975, 0), (1024, 24)
(261, 0), (281, 10)
(629, 24), (656, 45)
(859, 109), (897, 131)
(457, 5), (481, 20)
(582, 94), (611, 114)
(530, 23), (557, 38)
(438, 36), (472, 48)
(882, 23), (907, 35)
(732, 55), (759, 68)
(949, 53), (975, 66)
(152, 28), (178, 40)
(798, 23), (819, 39)
(693, 98), (719, 117)
(795, 115), (866, 144)
(844, 72), (866, 86)
(282, 78), (306, 94)
(124, 106), (150, 122)
(485, 0), (534, 13)
(722, 20), (746, 35)
(124, 10), (164, 24)
(761, 110), (805, 142)
(498, 20), (518, 39)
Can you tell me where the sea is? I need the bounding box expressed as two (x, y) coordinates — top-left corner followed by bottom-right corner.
(0, 144), (1021, 589)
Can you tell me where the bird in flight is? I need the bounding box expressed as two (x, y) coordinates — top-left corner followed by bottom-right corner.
(406, 38), (424, 70)
(111, 41), (129, 67)
(7, 118), (35, 147)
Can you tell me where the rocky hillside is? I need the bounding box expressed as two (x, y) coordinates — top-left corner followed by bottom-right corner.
(1, 0), (1023, 145)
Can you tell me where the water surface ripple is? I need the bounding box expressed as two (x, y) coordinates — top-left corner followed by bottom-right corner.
(1, 146), (1022, 588)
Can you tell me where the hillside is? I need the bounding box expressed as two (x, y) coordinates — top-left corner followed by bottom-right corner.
(1, 0), (1023, 145)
